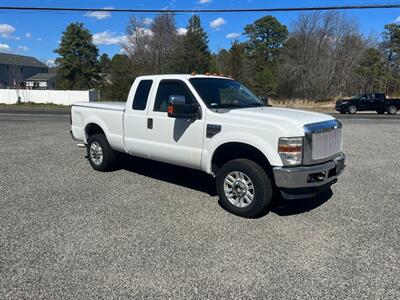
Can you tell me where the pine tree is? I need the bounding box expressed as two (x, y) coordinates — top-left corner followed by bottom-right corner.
(176, 15), (211, 73)
(54, 23), (100, 89)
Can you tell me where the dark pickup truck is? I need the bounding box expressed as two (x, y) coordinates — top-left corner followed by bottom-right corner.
(335, 93), (400, 114)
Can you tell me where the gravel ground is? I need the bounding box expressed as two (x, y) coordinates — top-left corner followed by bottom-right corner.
(0, 115), (399, 299)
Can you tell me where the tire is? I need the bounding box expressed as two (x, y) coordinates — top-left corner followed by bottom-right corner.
(387, 105), (397, 115)
(87, 134), (116, 171)
(339, 110), (346, 114)
(348, 105), (357, 114)
(377, 110), (385, 115)
(216, 159), (273, 218)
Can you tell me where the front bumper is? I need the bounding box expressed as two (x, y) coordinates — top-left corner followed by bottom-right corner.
(273, 153), (345, 199)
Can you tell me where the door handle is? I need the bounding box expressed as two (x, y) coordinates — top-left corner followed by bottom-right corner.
(147, 118), (153, 129)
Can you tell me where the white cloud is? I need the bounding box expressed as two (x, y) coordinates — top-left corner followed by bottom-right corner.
(84, 7), (114, 20)
(25, 32), (32, 39)
(46, 59), (56, 67)
(18, 45), (29, 51)
(210, 17), (226, 29)
(37, 38), (43, 41)
(198, 0), (212, 3)
(0, 24), (15, 36)
(143, 18), (153, 25)
(0, 43), (10, 51)
(177, 27), (188, 35)
(226, 32), (241, 39)
(394, 16), (400, 23)
(0, 24), (19, 39)
(93, 31), (127, 45)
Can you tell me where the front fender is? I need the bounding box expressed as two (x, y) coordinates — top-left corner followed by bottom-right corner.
(201, 131), (283, 174)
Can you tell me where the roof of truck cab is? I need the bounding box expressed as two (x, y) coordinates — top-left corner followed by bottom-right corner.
(136, 74), (234, 80)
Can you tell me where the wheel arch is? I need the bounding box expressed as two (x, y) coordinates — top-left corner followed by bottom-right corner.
(210, 142), (275, 176)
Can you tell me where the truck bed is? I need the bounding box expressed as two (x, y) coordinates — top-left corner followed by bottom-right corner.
(71, 102), (126, 152)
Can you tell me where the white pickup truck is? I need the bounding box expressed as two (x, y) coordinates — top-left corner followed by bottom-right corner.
(71, 74), (345, 217)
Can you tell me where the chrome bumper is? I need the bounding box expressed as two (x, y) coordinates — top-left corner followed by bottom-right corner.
(273, 153), (345, 189)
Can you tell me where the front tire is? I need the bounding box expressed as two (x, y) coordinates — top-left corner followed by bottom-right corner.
(87, 134), (116, 171)
(348, 105), (357, 114)
(216, 159), (273, 218)
(387, 105), (397, 115)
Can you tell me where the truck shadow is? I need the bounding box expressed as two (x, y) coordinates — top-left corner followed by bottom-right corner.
(116, 154), (218, 196)
(270, 189), (333, 216)
(116, 154), (333, 216)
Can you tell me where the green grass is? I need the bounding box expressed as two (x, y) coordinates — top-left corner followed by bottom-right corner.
(0, 102), (69, 109)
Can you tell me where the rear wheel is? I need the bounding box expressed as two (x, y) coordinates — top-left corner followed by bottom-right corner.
(87, 134), (116, 171)
(216, 159), (273, 218)
(387, 105), (397, 115)
(348, 105), (357, 114)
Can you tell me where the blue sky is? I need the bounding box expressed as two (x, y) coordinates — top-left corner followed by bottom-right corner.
(0, 0), (399, 66)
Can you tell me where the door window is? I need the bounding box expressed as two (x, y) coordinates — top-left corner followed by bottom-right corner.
(132, 80), (153, 110)
(154, 80), (195, 112)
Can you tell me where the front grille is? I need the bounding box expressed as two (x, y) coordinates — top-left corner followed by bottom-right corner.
(303, 119), (343, 165)
(311, 128), (342, 160)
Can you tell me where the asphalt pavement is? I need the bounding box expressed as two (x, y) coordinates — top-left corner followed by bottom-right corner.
(0, 111), (399, 299)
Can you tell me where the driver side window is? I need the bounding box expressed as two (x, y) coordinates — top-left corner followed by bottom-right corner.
(154, 80), (195, 112)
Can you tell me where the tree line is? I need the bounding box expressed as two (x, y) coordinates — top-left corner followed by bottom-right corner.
(54, 12), (400, 101)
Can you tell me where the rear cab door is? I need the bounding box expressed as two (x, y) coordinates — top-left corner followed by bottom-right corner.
(123, 77), (155, 158)
(372, 93), (386, 110)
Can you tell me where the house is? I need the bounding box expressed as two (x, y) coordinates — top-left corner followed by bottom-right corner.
(0, 52), (49, 88)
(25, 73), (59, 90)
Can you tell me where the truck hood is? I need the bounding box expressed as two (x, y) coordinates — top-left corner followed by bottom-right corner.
(222, 107), (335, 128)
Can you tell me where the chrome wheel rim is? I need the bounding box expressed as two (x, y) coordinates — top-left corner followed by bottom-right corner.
(89, 141), (103, 165)
(388, 106), (396, 114)
(223, 171), (255, 208)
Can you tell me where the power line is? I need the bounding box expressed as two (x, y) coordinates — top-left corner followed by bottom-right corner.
(0, 4), (399, 14)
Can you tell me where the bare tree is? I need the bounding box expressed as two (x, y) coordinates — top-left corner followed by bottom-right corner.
(123, 13), (178, 75)
(278, 12), (368, 100)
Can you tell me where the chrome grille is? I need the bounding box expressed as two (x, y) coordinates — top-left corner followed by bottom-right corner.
(311, 128), (342, 160)
(303, 119), (343, 165)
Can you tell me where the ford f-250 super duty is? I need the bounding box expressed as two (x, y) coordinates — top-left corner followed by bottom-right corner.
(71, 74), (345, 218)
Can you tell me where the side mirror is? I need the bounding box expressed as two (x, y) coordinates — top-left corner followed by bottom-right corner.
(167, 95), (199, 119)
(259, 95), (270, 106)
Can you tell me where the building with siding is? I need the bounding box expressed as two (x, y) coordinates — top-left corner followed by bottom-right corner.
(25, 73), (59, 90)
(0, 53), (49, 88)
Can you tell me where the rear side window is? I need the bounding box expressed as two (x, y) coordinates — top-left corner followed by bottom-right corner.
(154, 80), (195, 112)
(132, 80), (153, 110)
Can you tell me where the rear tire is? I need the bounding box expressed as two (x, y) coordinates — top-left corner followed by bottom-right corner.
(387, 105), (397, 115)
(87, 134), (116, 171)
(216, 159), (273, 218)
(348, 105), (357, 114)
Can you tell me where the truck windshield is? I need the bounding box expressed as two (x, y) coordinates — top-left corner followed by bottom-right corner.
(189, 78), (264, 109)
(351, 94), (363, 99)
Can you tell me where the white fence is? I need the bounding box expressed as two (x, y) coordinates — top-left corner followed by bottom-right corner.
(0, 89), (98, 105)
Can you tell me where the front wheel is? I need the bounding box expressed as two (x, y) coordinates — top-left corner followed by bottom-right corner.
(87, 134), (116, 171)
(387, 105), (397, 115)
(348, 105), (357, 114)
(216, 159), (273, 218)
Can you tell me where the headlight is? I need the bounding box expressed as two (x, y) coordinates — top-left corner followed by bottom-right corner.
(278, 137), (303, 166)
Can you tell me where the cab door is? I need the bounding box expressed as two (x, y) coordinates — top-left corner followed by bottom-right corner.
(124, 79), (154, 158)
(145, 79), (205, 169)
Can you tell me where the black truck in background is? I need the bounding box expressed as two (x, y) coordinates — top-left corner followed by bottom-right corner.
(335, 93), (400, 114)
